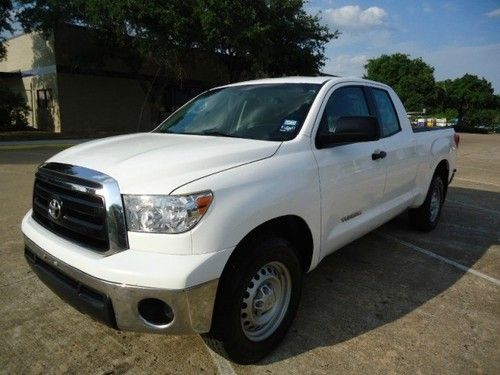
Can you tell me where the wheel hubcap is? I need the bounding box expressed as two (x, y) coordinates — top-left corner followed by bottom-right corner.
(430, 183), (442, 222)
(254, 284), (276, 313)
(240, 261), (292, 342)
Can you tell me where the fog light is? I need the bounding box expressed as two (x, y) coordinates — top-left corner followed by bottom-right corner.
(138, 298), (174, 327)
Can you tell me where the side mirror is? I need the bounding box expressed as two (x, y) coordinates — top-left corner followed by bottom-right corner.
(316, 116), (379, 149)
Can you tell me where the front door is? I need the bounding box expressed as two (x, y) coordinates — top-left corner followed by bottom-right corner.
(312, 85), (387, 256)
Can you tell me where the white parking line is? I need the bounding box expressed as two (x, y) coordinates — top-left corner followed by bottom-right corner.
(378, 233), (500, 287)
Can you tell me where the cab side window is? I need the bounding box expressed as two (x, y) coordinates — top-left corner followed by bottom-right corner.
(371, 88), (400, 137)
(318, 86), (370, 135)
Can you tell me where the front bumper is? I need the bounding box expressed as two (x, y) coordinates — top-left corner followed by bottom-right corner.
(24, 236), (218, 334)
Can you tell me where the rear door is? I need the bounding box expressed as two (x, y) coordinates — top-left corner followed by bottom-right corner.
(368, 87), (418, 206)
(312, 85), (387, 256)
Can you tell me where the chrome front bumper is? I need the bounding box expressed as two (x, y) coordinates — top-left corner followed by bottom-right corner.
(24, 236), (218, 335)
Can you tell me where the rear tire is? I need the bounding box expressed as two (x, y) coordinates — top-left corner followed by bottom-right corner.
(409, 174), (445, 231)
(203, 235), (303, 364)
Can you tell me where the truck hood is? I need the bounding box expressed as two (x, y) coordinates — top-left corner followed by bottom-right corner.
(48, 133), (281, 194)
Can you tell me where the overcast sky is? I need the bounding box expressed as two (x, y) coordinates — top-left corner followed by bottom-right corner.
(309, 0), (500, 93)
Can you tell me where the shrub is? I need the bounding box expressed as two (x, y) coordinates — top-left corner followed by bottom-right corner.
(0, 86), (30, 130)
(453, 125), (490, 134)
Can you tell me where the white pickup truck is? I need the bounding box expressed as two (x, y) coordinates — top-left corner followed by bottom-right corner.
(22, 76), (458, 363)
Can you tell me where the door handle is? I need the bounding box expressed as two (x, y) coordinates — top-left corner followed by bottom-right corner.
(372, 150), (387, 160)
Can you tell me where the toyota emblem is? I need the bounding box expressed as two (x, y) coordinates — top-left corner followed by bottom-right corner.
(48, 198), (62, 220)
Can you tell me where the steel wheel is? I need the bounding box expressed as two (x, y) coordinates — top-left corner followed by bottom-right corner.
(409, 174), (447, 232)
(204, 235), (303, 364)
(240, 261), (292, 342)
(429, 181), (443, 222)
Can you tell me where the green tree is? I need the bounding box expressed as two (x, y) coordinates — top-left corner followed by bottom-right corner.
(17, 0), (199, 73)
(364, 53), (436, 112)
(16, 0), (336, 81)
(0, 0), (13, 60)
(436, 74), (497, 126)
(198, 0), (337, 80)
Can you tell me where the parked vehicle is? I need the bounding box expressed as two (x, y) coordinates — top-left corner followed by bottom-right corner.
(22, 77), (458, 364)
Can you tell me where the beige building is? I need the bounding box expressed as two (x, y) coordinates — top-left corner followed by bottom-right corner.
(0, 24), (227, 133)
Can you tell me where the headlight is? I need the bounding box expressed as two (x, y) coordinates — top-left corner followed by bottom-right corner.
(123, 191), (213, 233)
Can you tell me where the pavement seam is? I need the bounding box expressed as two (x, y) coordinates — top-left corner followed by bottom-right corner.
(0, 275), (36, 288)
(377, 232), (500, 287)
(448, 200), (500, 216)
(204, 345), (237, 375)
(453, 177), (500, 188)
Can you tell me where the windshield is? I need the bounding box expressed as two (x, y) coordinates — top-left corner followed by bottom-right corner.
(155, 83), (321, 141)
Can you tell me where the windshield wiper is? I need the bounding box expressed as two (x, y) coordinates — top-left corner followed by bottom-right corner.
(162, 128), (238, 138)
(202, 129), (237, 138)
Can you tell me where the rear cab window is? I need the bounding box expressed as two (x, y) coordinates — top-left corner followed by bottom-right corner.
(370, 88), (401, 137)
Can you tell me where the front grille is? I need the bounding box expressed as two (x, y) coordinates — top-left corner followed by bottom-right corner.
(32, 166), (109, 251)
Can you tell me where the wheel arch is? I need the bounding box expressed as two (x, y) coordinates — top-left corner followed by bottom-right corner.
(434, 159), (450, 196)
(225, 215), (315, 275)
(206, 215), (310, 362)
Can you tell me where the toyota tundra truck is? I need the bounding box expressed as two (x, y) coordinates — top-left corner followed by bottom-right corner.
(22, 76), (458, 364)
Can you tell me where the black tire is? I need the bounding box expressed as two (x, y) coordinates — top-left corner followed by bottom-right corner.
(409, 174), (445, 232)
(202, 235), (303, 364)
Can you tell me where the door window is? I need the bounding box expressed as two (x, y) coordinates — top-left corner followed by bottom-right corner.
(317, 86), (370, 136)
(371, 88), (400, 137)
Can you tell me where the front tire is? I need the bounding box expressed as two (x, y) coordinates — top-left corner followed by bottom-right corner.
(203, 236), (303, 364)
(409, 174), (445, 231)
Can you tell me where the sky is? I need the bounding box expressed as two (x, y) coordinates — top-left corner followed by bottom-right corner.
(308, 0), (500, 93)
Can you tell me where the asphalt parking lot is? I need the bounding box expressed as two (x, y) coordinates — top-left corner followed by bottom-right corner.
(0, 133), (499, 374)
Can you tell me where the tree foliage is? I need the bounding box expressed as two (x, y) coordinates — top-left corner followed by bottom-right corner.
(0, 0), (13, 60)
(466, 109), (499, 129)
(364, 54), (499, 128)
(16, 0), (336, 81)
(364, 53), (436, 112)
(436, 74), (497, 125)
(197, 0), (337, 80)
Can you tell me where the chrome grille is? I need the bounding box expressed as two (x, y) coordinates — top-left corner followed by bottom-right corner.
(32, 163), (128, 254)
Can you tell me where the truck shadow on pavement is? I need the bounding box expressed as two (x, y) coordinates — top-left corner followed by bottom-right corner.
(258, 186), (499, 365)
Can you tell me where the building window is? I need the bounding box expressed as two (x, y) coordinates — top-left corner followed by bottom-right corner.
(37, 89), (52, 109)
